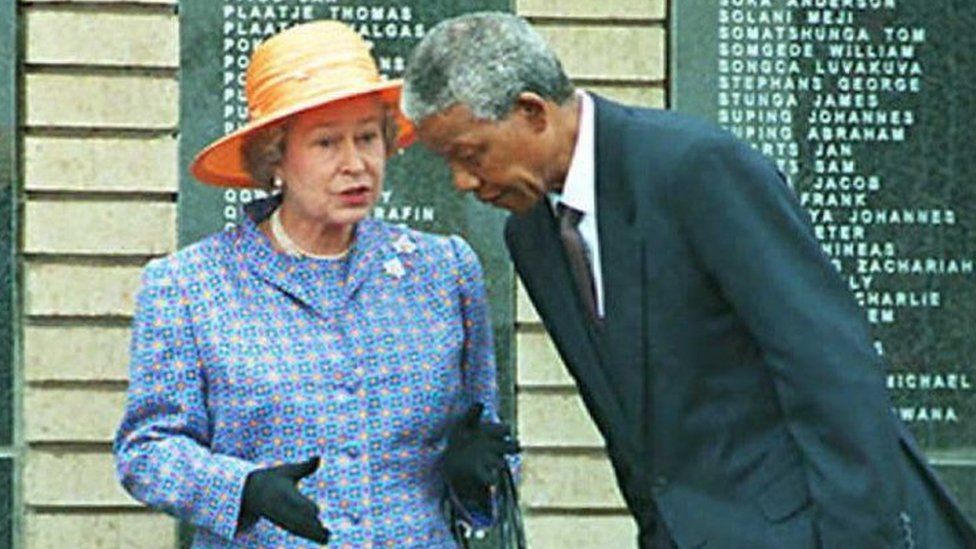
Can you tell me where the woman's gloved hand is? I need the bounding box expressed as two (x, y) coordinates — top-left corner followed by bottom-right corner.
(442, 403), (520, 506)
(238, 456), (331, 544)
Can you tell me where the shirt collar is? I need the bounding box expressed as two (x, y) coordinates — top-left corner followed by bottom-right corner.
(552, 90), (596, 215)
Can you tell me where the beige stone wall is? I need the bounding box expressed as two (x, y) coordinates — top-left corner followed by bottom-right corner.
(20, 0), (179, 547)
(17, 0), (667, 547)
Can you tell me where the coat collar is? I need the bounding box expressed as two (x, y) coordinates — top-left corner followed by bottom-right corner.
(234, 196), (393, 318)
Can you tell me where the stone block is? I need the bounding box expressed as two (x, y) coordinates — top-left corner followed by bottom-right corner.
(25, 200), (176, 255)
(25, 450), (136, 507)
(518, 392), (602, 448)
(516, 280), (540, 324)
(516, 331), (573, 387)
(26, 73), (178, 129)
(519, 0), (665, 19)
(26, 512), (177, 549)
(536, 25), (665, 81)
(24, 0), (173, 3)
(25, 262), (145, 317)
(521, 451), (626, 508)
(524, 514), (637, 548)
(25, 325), (131, 382)
(25, 387), (125, 443)
(26, 9), (177, 67)
(25, 136), (178, 193)
(587, 85), (666, 108)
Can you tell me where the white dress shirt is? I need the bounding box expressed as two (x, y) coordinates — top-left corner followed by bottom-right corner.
(550, 90), (604, 317)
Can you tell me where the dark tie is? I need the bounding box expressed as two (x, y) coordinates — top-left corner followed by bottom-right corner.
(557, 203), (598, 321)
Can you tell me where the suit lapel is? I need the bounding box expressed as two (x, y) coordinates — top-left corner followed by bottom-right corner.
(506, 94), (650, 488)
(593, 95), (645, 413)
(505, 195), (642, 463)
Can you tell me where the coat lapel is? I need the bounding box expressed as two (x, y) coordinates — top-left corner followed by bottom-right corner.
(592, 94), (645, 425)
(238, 212), (322, 315)
(237, 199), (388, 321)
(340, 217), (387, 302)
(506, 198), (638, 450)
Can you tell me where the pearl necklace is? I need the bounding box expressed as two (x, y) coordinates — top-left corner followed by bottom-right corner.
(269, 208), (350, 260)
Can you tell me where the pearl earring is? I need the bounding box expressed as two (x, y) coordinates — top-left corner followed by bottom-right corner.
(273, 175), (284, 189)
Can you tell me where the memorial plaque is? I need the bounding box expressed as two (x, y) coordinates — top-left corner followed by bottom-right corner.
(673, 0), (976, 518)
(179, 2), (513, 546)
(180, 2), (514, 408)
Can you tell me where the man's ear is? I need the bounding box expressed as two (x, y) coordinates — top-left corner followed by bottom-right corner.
(513, 92), (550, 133)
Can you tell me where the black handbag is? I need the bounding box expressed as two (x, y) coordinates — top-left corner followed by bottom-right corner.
(446, 465), (526, 549)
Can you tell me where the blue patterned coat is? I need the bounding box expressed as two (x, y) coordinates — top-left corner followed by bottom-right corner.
(114, 205), (500, 548)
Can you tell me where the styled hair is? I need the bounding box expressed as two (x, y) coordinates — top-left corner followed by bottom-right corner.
(400, 12), (574, 123)
(241, 124), (287, 189)
(241, 108), (400, 189)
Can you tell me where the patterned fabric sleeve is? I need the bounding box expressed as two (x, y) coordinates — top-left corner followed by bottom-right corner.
(113, 256), (259, 541)
(446, 236), (522, 536)
(450, 235), (498, 419)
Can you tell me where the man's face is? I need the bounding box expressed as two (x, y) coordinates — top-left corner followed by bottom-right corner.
(416, 102), (553, 214)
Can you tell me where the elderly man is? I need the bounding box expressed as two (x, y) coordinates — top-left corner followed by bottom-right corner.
(399, 11), (976, 549)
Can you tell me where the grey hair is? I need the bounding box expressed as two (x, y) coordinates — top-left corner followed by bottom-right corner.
(241, 107), (400, 189)
(400, 12), (574, 123)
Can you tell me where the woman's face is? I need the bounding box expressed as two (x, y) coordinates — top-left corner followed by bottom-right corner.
(275, 96), (387, 230)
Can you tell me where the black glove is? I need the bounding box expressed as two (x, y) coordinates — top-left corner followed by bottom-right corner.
(238, 456), (331, 544)
(442, 403), (520, 507)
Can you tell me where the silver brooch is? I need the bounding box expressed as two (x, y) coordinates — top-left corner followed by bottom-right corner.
(383, 258), (406, 278)
(392, 234), (417, 254)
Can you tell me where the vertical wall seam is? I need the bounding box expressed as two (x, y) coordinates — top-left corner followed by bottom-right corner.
(0, 0), (24, 547)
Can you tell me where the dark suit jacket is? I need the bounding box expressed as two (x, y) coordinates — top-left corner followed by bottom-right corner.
(505, 95), (976, 548)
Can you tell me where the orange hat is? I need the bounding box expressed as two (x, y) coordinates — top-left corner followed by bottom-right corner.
(190, 20), (415, 188)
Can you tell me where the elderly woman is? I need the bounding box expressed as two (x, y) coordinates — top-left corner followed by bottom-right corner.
(114, 20), (516, 548)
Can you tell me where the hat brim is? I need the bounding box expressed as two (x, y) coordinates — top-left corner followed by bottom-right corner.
(190, 80), (414, 188)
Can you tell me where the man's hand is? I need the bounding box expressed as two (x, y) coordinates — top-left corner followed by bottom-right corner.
(239, 456), (331, 544)
(442, 403), (520, 505)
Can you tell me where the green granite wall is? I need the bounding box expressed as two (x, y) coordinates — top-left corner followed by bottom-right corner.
(0, 0), (17, 547)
